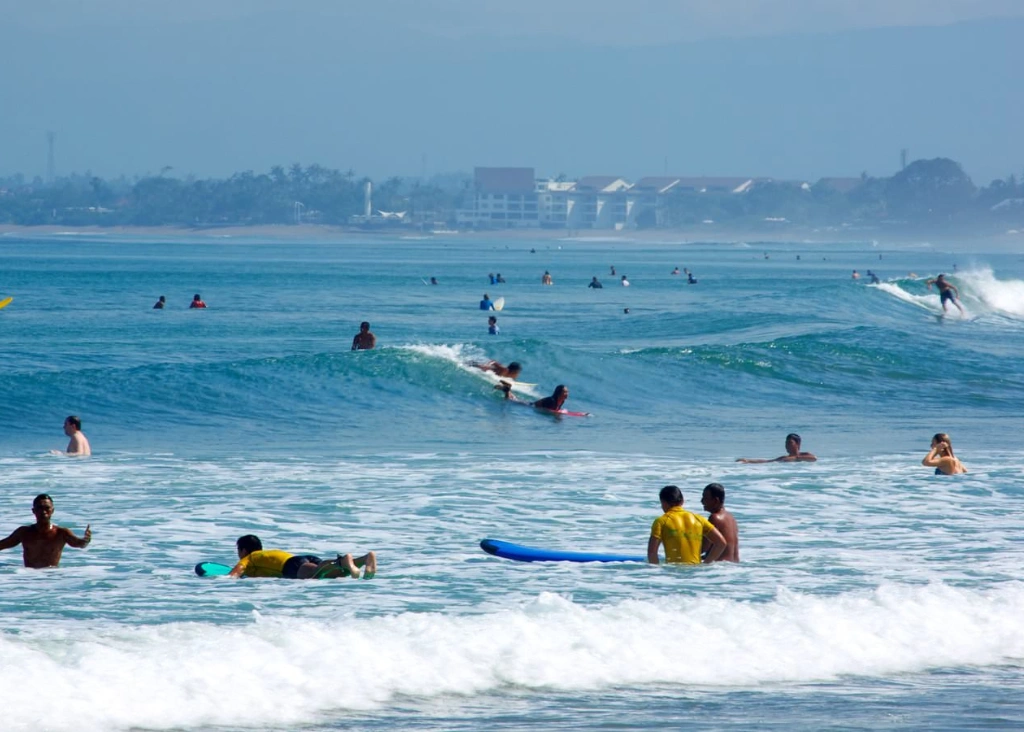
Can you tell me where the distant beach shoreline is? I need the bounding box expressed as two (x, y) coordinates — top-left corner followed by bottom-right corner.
(1, 223), (1018, 248)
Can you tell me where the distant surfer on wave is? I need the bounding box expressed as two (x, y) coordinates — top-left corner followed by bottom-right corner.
(0, 494), (91, 568)
(737, 433), (816, 463)
(352, 321), (376, 350)
(926, 274), (964, 316)
(227, 535), (376, 579)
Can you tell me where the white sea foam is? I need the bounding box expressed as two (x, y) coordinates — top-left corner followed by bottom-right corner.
(2, 582), (1023, 732)
(399, 343), (542, 397)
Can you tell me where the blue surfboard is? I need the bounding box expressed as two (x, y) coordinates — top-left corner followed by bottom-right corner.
(480, 538), (646, 563)
(195, 561), (232, 577)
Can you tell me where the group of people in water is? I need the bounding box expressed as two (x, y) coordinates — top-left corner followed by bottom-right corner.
(0, 423), (967, 571)
(152, 294), (206, 309)
(7, 266), (971, 574)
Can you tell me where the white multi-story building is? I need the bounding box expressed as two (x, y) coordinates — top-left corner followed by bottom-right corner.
(457, 167), (758, 230)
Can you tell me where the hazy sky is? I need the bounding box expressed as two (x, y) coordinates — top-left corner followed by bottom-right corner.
(2, 1), (1022, 183)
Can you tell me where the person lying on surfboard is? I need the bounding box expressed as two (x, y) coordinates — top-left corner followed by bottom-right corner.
(227, 535), (376, 579)
(475, 360), (522, 380)
(496, 382), (569, 411)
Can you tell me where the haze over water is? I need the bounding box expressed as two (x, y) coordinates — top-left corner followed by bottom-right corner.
(2, 232), (1024, 731)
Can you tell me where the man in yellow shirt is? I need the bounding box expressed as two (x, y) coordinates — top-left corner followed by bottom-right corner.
(647, 485), (727, 565)
(227, 534), (376, 579)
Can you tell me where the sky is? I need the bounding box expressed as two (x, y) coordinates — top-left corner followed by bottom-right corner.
(1, 0), (1022, 184)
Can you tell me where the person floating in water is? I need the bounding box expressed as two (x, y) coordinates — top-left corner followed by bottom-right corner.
(620, 275), (630, 287)
(351, 321), (376, 350)
(190, 294), (207, 309)
(0, 494), (91, 568)
(852, 270), (860, 280)
(647, 485), (727, 565)
(227, 535), (376, 579)
(922, 433), (967, 475)
(671, 267), (680, 275)
(488, 316), (499, 335)
(588, 276), (603, 289)
(737, 433), (816, 463)
(53, 415), (91, 457)
(430, 277), (438, 285)
(496, 273), (506, 283)
(488, 273), (496, 285)
(153, 296), (166, 309)
(926, 274), (964, 315)
(687, 272), (698, 284)
(701, 483), (739, 562)
(610, 266), (616, 276)
(480, 293), (495, 310)
(541, 271), (553, 285)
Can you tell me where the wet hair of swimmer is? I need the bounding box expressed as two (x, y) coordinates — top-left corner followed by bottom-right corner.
(786, 433), (801, 445)
(33, 493), (54, 509)
(236, 534), (263, 554)
(553, 384), (567, 399)
(65, 415), (82, 430)
(360, 321), (370, 331)
(659, 485), (683, 505)
(703, 482), (726, 503)
(507, 361), (521, 373)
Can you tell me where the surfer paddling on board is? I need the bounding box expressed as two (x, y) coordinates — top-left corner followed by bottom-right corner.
(227, 535), (376, 579)
(351, 321), (376, 350)
(648, 485), (727, 565)
(475, 360), (522, 380)
(496, 382), (570, 411)
(0, 494), (91, 568)
(736, 433), (816, 463)
(926, 274), (964, 316)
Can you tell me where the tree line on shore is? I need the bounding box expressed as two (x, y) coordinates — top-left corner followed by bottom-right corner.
(0, 158), (1020, 231)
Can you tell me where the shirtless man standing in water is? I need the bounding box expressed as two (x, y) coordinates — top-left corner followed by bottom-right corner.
(0, 494), (92, 568)
(57, 415), (91, 456)
(701, 483), (740, 562)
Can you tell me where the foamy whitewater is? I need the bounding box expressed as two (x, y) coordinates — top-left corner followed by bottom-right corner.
(1, 234), (1023, 731)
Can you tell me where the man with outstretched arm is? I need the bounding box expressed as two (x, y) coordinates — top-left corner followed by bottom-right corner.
(647, 485), (727, 564)
(737, 433), (816, 463)
(0, 494), (92, 568)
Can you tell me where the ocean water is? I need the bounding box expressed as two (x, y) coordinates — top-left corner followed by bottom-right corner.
(1, 232), (1023, 731)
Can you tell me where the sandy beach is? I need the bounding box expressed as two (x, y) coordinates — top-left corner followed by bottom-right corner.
(1, 223), (1019, 248)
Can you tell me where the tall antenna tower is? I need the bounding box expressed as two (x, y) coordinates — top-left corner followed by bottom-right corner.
(46, 131), (56, 183)
(900, 148), (907, 171)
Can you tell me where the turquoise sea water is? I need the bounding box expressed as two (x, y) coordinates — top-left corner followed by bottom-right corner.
(2, 232), (1023, 731)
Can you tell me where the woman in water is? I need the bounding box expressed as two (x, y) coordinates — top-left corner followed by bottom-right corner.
(922, 433), (967, 475)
